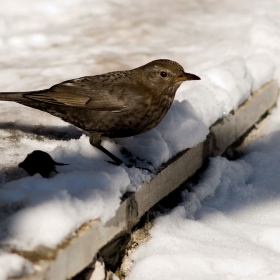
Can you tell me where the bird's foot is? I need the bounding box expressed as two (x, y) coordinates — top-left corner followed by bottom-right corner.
(94, 142), (155, 172)
(106, 160), (153, 173)
(119, 147), (155, 173)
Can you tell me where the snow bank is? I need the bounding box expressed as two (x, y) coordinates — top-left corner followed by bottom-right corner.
(0, 0), (279, 277)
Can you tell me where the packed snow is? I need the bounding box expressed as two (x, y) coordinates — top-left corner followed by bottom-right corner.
(0, 0), (279, 278)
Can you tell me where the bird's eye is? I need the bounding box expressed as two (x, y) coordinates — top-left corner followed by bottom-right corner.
(160, 71), (167, 77)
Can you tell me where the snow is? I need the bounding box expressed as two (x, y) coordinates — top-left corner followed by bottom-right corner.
(0, 253), (33, 280)
(128, 107), (280, 279)
(0, 0), (280, 278)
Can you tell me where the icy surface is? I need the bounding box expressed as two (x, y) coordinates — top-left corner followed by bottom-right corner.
(0, 0), (279, 278)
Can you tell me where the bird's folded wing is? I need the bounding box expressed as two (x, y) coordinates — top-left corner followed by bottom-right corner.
(24, 91), (90, 107)
(24, 84), (129, 112)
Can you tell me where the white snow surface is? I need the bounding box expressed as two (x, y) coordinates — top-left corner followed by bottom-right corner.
(0, 0), (279, 278)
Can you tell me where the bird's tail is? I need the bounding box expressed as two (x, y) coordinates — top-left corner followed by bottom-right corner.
(0, 92), (25, 102)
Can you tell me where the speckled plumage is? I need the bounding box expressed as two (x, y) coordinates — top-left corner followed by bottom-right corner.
(0, 59), (200, 165)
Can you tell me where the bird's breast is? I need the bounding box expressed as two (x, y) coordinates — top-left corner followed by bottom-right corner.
(107, 94), (173, 137)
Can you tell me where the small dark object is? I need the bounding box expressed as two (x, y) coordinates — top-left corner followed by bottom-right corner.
(0, 59), (200, 165)
(18, 150), (68, 178)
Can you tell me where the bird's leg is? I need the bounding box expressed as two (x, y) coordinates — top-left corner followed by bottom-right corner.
(96, 144), (124, 166)
(89, 133), (123, 166)
(89, 133), (153, 172)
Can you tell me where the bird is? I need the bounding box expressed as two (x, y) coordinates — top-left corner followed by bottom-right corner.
(18, 150), (68, 178)
(0, 59), (200, 166)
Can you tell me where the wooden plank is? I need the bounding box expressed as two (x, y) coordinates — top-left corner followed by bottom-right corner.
(210, 81), (278, 156)
(210, 114), (236, 156)
(136, 143), (204, 218)
(11, 80), (279, 280)
(235, 81), (278, 138)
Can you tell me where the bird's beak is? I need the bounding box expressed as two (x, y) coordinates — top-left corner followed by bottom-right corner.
(176, 72), (201, 82)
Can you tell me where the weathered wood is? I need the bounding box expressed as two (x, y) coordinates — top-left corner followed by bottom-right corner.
(210, 81), (278, 156)
(235, 81), (278, 138)
(210, 114), (236, 156)
(136, 143), (204, 218)
(10, 80), (279, 280)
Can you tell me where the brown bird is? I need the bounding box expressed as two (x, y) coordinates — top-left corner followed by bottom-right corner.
(0, 59), (200, 165)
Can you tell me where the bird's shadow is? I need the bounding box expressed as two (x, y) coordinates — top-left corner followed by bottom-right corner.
(0, 121), (155, 183)
(0, 122), (83, 141)
(0, 122), (82, 184)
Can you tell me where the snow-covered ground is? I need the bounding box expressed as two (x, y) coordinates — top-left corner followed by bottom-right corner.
(0, 0), (279, 279)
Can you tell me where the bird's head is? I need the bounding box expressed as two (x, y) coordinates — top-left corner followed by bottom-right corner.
(136, 59), (200, 94)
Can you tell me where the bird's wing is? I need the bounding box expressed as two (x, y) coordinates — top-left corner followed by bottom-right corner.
(24, 77), (138, 112)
